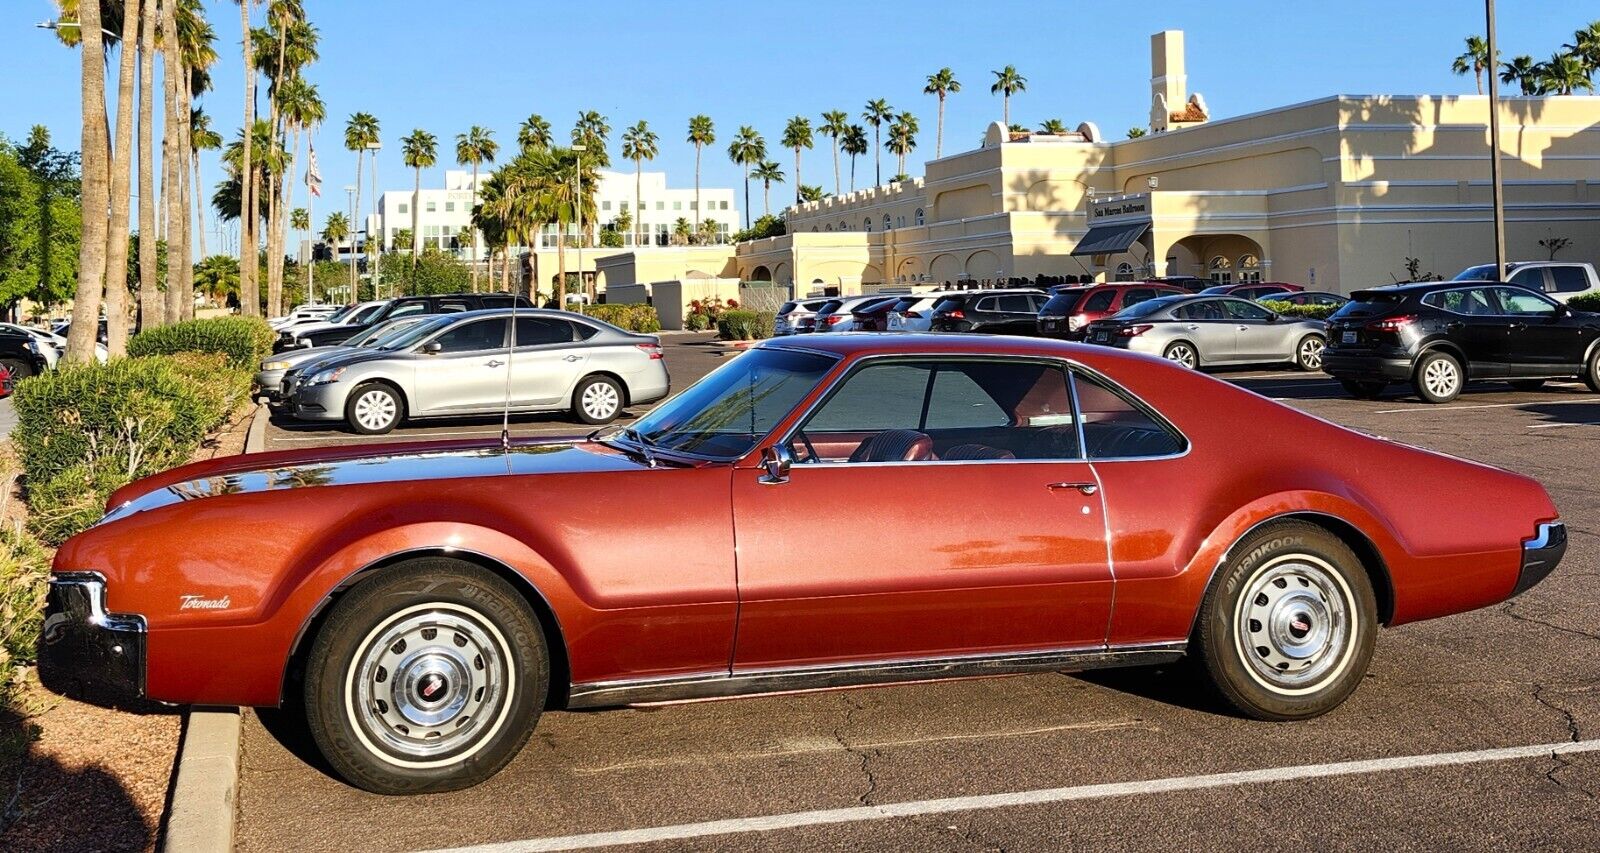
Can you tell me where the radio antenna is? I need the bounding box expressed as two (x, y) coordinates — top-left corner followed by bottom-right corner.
(500, 272), (517, 452)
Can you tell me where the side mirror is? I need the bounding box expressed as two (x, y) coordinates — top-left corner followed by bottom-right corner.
(1556, 303), (1573, 317)
(423, 341), (443, 354)
(758, 445), (793, 485)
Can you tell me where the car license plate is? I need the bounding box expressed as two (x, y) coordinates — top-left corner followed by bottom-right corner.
(1042, 319), (1057, 329)
(888, 316), (903, 330)
(1093, 331), (1110, 343)
(1341, 331), (1356, 344)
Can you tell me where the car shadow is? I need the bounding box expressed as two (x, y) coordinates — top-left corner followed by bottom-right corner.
(1517, 399), (1600, 427)
(1068, 662), (1237, 717)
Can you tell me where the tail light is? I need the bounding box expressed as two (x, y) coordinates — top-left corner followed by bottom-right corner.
(943, 309), (965, 320)
(1366, 315), (1417, 333)
(905, 310), (922, 318)
(826, 315), (846, 326)
(635, 343), (664, 359)
(1067, 314), (1088, 331)
(1117, 324), (1153, 337)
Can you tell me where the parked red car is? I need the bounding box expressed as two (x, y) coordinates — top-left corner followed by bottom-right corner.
(1037, 282), (1188, 340)
(0, 365), (12, 399)
(42, 334), (1565, 794)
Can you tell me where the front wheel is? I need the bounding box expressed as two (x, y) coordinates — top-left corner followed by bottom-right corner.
(346, 383), (404, 435)
(1294, 335), (1326, 371)
(1163, 341), (1199, 370)
(303, 560), (548, 795)
(1, 358), (33, 380)
(1413, 351), (1463, 404)
(1585, 347), (1600, 393)
(1192, 521), (1377, 720)
(572, 374), (624, 424)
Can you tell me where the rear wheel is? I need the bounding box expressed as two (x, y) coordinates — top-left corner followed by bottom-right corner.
(346, 383), (404, 434)
(572, 374), (624, 424)
(1163, 341), (1199, 369)
(1, 359), (33, 380)
(1338, 379), (1386, 399)
(1413, 351), (1463, 404)
(1508, 379), (1546, 392)
(1295, 335), (1326, 371)
(1585, 348), (1600, 393)
(303, 559), (548, 795)
(1193, 521), (1377, 720)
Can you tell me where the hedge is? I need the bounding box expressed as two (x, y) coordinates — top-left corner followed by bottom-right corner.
(715, 309), (776, 341)
(583, 304), (662, 333)
(127, 315), (276, 369)
(0, 521), (50, 680)
(1260, 300), (1339, 321)
(1569, 292), (1600, 312)
(12, 353), (248, 544)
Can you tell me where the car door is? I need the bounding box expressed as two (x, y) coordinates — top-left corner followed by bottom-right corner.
(1172, 299), (1236, 363)
(1506, 266), (1550, 296)
(506, 316), (587, 408)
(1223, 298), (1288, 362)
(410, 317), (513, 414)
(1493, 286), (1586, 374)
(1443, 286), (1513, 376)
(729, 357), (1113, 669)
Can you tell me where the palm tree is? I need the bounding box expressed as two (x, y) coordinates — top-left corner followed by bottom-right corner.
(697, 217), (719, 245)
(1452, 36), (1491, 95)
(1038, 118), (1069, 134)
(1567, 21), (1600, 75)
(923, 67), (961, 158)
(64, 0), (110, 362)
(290, 206), (309, 287)
(175, 0), (217, 322)
(277, 78), (321, 301)
(136, 0), (161, 330)
(259, 1), (313, 317)
(455, 126), (499, 290)
(752, 161), (785, 216)
(841, 124), (868, 192)
(1538, 52), (1596, 95)
(1500, 55), (1541, 95)
(781, 116), (813, 205)
(344, 112), (379, 294)
(671, 217), (692, 246)
(620, 121), (657, 248)
(518, 113), (552, 150)
(237, 0), (259, 316)
(862, 99), (893, 187)
(401, 129), (438, 270)
(817, 110), (849, 196)
(102, 0), (143, 356)
(572, 110), (611, 167)
(322, 211), (349, 263)
(887, 113), (919, 179)
(727, 126), (765, 229)
(686, 115), (715, 230)
(190, 109), (225, 278)
(990, 65), (1027, 127)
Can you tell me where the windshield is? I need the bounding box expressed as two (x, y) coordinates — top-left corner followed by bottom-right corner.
(1453, 264), (1500, 281)
(349, 317), (426, 347)
(1113, 295), (1185, 320)
(377, 315), (454, 350)
(628, 347), (838, 459)
(1039, 292), (1086, 316)
(321, 304), (356, 323)
(350, 302), (388, 324)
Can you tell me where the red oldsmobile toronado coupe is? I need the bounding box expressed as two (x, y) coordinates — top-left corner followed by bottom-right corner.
(42, 334), (1565, 794)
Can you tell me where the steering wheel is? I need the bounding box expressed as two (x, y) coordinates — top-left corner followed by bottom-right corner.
(793, 430), (821, 464)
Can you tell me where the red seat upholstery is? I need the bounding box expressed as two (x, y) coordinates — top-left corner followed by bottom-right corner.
(941, 443), (1016, 461)
(849, 429), (934, 463)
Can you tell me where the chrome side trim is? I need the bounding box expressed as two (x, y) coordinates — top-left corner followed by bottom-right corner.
(566, 641), (1188, 709)
(46, 571), (147, 635)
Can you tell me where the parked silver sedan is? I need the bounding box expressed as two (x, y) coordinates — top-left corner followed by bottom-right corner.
(1081, 294), (1327, 370)
(280, 309), (670, 434)
(255, 316), (429, 407)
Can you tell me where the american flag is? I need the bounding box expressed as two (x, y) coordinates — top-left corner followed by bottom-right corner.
(306, 145), (322, 197)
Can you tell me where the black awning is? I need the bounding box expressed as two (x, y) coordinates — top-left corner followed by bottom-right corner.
(1070, 221), (1150, 256)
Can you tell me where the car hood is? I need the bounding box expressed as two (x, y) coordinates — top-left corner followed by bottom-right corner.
(286, 319), (359, 338)
(264, 344), (352, 370)
(292, 346), (410, 377)
(100, 438), (650, 524)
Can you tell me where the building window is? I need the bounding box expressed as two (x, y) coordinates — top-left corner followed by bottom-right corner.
(720, 201), (729, 210)
(840, 221), (848, 231)
(398, 203), (409, 214)
(1238, 253), (1262, 283)
(826, 224), (833, 232)
(915, 208), (925, 226)
(690, 201), (697, 210)
(426, 201), (436, 213)
(656, 201), (664, 210)
(602, 201), (611, 211)
(1208, 255), (1233, 285)
(864, 218), (872, 232)
(896, 215), (905, 228)
(673, 201), (682, 210)
(1115, 262), (1135, 282)
(445, 202), (455, 212)
(883, 214), (892, 231)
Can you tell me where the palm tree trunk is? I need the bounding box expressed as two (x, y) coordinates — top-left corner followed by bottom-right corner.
(103, 2), (140, 357)
(410, 166), (420, 272)
(66, 0), (110, 364)
(763, 180), (770, 217)
(352, 149), (363, 295)
(1476, 70), (1484, 96)
(873, 125), (881, 186)
(239, 0), (258, 316)
(169, 76), (193, 324)
(849, 153), (856, 192)
(832, 138), (840, 195)
(499, 247), (508, 293)
(265, 171), (279, 316)
(556, 225), (567, 304)
(794, 149), (801, 204)
(634, 159), (643, 248)
(743, 166), (751, 229)
(137, 0), (160, 331)
(179, 112), (195, 321)
(192, 155), (207, 264)
(470, 162), (480, 292)
(936, 94), (945, 158)
(693, 144), (702, 233)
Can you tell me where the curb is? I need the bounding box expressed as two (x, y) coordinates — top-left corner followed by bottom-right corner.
(161, 707), (242, 853)
(244, 401), (268, 454)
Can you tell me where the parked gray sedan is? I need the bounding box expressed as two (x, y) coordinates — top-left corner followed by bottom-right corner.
(1080, 294), (1327, 370)
(280, 309), (670, 434)
(255, 316), (429, 406)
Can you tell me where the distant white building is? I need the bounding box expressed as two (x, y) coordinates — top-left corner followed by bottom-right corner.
(366, 169), (739, 255)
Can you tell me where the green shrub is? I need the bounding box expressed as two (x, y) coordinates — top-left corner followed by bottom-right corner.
(684, 312), (709, 332)
(127, 315), (275, 369)
(0, 519), (51, 677)
(715, 309), (776, 341)
(1261, 300), (1339, 321)
(582, 303), (662, 333)
(1569, 292), (1600, 312)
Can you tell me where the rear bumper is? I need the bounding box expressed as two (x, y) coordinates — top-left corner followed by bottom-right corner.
(1512, 521), (1567, 598)
(38, 572), (147, 705)
(1322, 352), (1413, 381)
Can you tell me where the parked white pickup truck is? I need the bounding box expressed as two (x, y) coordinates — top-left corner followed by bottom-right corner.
(1454, 261), (1600, 302)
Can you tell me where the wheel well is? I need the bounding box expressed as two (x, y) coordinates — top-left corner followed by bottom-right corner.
(1414, 342), (1469, 380)
(350, 377), (410, 416)
(1261, 513), (1396, 626)
(280, 550), (573, 711)
(577, 370), (630, 407)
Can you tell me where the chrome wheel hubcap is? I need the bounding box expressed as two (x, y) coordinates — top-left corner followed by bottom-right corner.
(1234, 558), (1353, 693)
(582, 382), (619, 419)
(1423, 359), (1459, 398)
(354, 390), (397, 430)
(1300, 338), (1324, 369)
(349, 604), (510, 763)
(1167, 345), (1196, 368)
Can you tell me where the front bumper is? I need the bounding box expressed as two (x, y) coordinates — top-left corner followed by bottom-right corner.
(38, 572), (147, 705)
(1512, 521), (1567, 598)
(254, 368), (288, 399)
(288, 380), (351, 421)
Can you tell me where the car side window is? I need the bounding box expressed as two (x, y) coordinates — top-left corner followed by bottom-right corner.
(1495, 287), (1559, 316)
(482, 296), (513, 308)
(514, 317), (576, 346)
(1123, 288), (1158, 306)
(1508, 267), (1547, 292)
(999, 295), (1033, 313)
(1425, 288), (1497, 316)
(431, 318), (508, 353)
(1549, 267), (1590, 294)
(439, 300), (471, 312)
(1224, 300), (1273, 321)
(794, 359), (1080, 462)
(975, 298), (998, 312)
(1177, 302), (1221, 321)
(1083, 290), (1117, 312)
(388, 303), (427, 318)
(1071, 372), (1186, 460)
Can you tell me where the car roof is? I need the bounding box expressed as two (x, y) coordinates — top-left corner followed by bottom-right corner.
(758, 332), (1171, 368)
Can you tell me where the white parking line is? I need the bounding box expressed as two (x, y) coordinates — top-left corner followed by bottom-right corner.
(1527, 421), (1600, 430)
(1373, 399), (1592, 415)
(417, 738), (1600, 853)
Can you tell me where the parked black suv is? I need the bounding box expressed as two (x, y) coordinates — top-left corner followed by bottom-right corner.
(928, 289), (1048, 334)
(1322, 281), (1600, 403)
(278, 292), (534, 351)
(0, 328), (48, 380)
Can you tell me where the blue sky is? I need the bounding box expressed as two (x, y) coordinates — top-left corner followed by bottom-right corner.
(1, 0), (1592, 234)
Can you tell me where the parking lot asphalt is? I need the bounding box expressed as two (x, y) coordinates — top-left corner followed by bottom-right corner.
(238, 336), (1600, 852)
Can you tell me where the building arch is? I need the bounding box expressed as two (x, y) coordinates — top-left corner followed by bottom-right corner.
(929, 253), (961, 283)
(914, 208), (925, 226)
(772, 262), (792, 285)
(864, 218), (872, 232)
(965, 249), (1002, 279)
(861, 264), (883, 284)
(896, 256), (923, 281)
(750, 265), (772, 282)
(882, 214), (892, 231)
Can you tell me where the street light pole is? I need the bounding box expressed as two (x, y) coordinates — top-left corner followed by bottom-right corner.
(1486, 0), (1507, 279)
(571, 144), (586, 311)
(344, 185), (356, 302)
(366, 141), (382, 296)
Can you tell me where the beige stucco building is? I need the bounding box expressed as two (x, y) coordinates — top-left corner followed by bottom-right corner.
(709, 31), (1600, 297)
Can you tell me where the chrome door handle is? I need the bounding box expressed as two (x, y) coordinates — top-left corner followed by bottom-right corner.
(1187, 324), (1199, 331)
(564, 354), (582, 362)
(1048, 481), (1098, 496)
(485, 359), (504, 367)
(1237, 324), (1250, 331)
